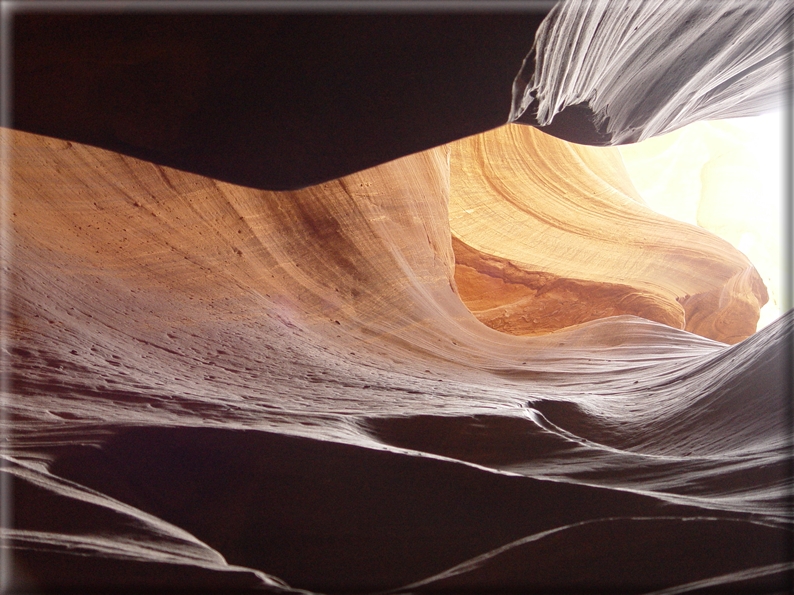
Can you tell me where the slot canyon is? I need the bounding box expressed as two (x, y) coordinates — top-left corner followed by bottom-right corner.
(2, 3), (792, 593)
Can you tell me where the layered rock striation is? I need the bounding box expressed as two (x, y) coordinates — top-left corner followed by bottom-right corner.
(3, 3), (792, 594)
(512, 0), (790, 144)
(448, 124), (767, 343)
(3, 122), (790, 593)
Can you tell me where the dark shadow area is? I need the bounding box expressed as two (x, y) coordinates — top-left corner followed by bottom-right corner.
(363, 411), (791, 507)
(3, 470), (298, 594)
(515, 101), (614, 145)
(12, 11), (548, 190)
(363, 413), (580, 467)
(42, 425), (790, 594)
(405, 517), (790, 594)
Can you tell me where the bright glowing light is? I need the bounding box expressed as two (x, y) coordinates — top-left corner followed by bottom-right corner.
(619, 111), (784, 331)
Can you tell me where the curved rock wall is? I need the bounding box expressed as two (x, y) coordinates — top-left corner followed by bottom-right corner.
(4, 125), (791, 593)
(3, 4), (791, 593)
(448, 124), (767, 343)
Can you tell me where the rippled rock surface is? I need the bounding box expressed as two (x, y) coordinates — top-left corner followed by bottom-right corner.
(512, 0), (789, 144)
(448, 124), (767, 343)
(3, 4), (792, 594)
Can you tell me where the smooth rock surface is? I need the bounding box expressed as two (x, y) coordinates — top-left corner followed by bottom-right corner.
(448, 124), (767, 343)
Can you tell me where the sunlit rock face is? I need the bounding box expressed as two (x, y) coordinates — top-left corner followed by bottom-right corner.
(453, 236), (687, 336)
(3, 4), (792, 595)
(619, 114), (784, 330)
(4, 124), (791, 593)
(448, 124), (767, 343)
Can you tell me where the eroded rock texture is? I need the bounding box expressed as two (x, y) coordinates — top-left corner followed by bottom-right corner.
(513, 0), (790, 144)
(448, 124), (767, 343)
(3, 4), (792, 595)
(4, 123), (791, 593)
